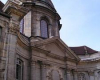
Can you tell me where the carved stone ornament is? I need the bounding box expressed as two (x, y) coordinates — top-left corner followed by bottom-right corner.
(9, 19), (20, 34)
(47, 67), (63, 80)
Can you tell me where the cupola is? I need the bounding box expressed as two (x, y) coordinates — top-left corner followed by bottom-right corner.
(20, 0), (62, 39)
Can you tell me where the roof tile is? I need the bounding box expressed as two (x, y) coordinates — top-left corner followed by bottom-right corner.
(70, 46), (98, 55)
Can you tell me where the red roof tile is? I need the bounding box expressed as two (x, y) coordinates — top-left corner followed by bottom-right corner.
(70, 46), (98, 55)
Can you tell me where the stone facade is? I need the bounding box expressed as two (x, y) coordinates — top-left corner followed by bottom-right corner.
(0, 0), (100, 80)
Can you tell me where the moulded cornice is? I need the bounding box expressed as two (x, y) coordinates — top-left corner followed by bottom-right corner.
(80, 57), (100, 63)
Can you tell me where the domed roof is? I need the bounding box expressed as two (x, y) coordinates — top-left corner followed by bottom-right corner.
(0, 1), (4, 12)
(35, 0), (55, 10)
(46, 0), (54, 8)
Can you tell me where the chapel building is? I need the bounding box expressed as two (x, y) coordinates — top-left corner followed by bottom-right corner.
(0, 0), (100, 80)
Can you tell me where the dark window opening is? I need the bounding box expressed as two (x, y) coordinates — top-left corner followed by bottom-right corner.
(16, 59), (23, 80)
(0, 27), (2, 41)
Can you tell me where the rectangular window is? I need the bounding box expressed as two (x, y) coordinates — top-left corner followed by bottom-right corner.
(16, 59), (23, 80)
(0, 27), (2, 41)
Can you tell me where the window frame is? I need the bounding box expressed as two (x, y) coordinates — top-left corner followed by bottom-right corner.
(16, 58), (23, 80)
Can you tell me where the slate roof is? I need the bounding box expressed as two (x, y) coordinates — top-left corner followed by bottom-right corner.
(0, 1), (4, 12)
(47, 0), (54, 8)
(70, 46), (98, 55)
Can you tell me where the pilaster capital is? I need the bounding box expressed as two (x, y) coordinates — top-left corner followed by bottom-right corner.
(9, 19), (20, 35)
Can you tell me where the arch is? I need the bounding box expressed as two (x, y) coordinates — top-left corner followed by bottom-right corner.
(40, 16), (51, 24)
(47, 66), (63, 80)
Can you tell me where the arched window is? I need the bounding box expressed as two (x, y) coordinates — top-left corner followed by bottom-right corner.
(40, 19), (48, 38)
(52, 70), (60, 80)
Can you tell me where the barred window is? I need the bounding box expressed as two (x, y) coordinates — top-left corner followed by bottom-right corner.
(0, 27), (2, 41)
(16, 59), (23, 80)
(40, 20), (48, 38)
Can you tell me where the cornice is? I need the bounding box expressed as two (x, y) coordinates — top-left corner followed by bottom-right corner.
(80, 57), (100, 63)
(17, 33), (29, 50)
(3, 0), (29, 21)
(32, 46), (65, 61)
(32, 45), (79, 63)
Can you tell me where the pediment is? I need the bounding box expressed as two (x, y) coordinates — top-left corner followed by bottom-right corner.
(32, 37), (80, 62)
(45, 42), (69, 57)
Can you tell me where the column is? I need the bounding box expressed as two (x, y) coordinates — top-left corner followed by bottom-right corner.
(94, 71), (99, 80)
(31, 61), (36, 80)
(55, 21), (60, 37)
(89, 71), (95, 80)
(48, 24), (53, 38)
(31, 10), (41, 37)
(67, 70), (72, 80)
(6, 19), (19, 80)
(74, 71), (78, 80)
(42, 64), (47, 80)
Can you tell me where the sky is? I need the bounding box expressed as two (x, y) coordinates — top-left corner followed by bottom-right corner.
(1, 0), (100, 51)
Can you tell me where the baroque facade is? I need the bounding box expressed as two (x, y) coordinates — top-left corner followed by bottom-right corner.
(0, 0), (100, 80)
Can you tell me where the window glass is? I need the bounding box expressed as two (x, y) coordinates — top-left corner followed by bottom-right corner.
(40, 20), (48, 38)
(16, 59), (23, 80)
(20, 19), (24, 33)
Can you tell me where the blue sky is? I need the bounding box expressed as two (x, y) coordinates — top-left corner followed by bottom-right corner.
(1, 0), (100, 51)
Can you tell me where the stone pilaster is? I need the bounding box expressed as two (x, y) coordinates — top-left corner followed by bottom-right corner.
(42, 64), (47, 80)
(31, 11), (38, 37)
(66, 70), (72, 80)
(74, 71), (78, 80)
(48, 24), (53, 38)
(31, 61), (36, 80)
(89, 71), (95, 80)
(94, 71), (98, 80)
(54, 20), (60, 37)
(6, 18), (20, 80)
